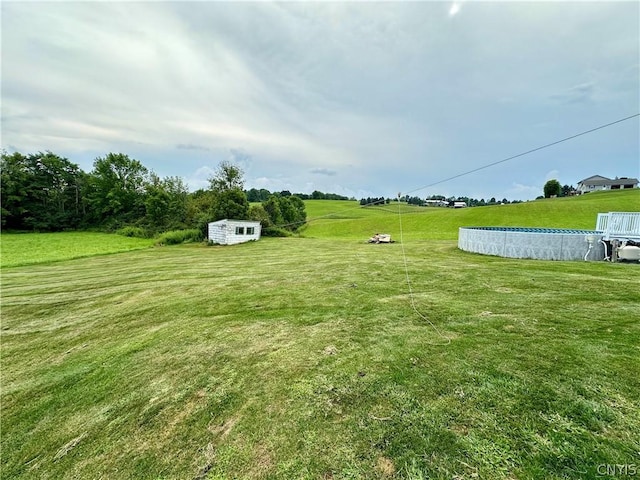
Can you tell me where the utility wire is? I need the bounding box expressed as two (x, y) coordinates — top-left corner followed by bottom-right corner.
(402, 113), (639, 196)
(394, 114), (637, 344)
(273, 114), (638, 339)
(274, 113), (639, 229)
(396, 195), (451, 345)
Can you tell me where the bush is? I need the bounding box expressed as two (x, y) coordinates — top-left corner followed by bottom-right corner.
(156, 229), (203, 245)
(262, 226), (292, 237)
(116, 226), (149, 238)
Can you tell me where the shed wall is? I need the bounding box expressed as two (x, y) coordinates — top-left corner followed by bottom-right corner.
(208, 223), (227, 244)
(207, 220), (261, 245)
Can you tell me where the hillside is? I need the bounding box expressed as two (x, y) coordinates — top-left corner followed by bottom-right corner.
(302, 189), (640, 241)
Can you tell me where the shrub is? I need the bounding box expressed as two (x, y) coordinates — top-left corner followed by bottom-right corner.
(116, 226), (149, 238)
(156, 229), (203, 245)
(262, 226), (292, 237)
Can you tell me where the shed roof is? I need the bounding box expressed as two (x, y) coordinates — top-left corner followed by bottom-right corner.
(209, 219), (261, 225)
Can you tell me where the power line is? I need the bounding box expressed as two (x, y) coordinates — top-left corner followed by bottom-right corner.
(275, 113), (639, 229)
(392, 114), (636, 342)
(402, 113), (640, 196)
(396, 195), (451, 345)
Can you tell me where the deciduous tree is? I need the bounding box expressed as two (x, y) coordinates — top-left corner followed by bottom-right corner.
(208, 160), (244, 192)
(207, 160), (249, 221)
(543, 179), (561, 198)
(144, 174), (189, 232)
(1, 150), (86, 230)
(88, 153), (149, 226)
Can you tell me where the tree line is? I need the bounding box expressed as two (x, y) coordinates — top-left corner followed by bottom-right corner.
(1, 150), (309, 236)
(358, 197), (387, 206)
(247, 189), (351, 202)
(360, 194), (524, 207)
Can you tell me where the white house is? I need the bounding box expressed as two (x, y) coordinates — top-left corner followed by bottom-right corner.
(207, 219), (262, 245)
(577, 175), (639, 194)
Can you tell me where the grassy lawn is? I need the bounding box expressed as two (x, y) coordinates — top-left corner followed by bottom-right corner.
(302, 189), (640, 240)
(0, 232), (154, 268)
(2, 190), (639, 479)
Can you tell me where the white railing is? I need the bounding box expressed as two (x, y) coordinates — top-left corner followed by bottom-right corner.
(596, 213), (609, 232)
(596, 212), (640, 240)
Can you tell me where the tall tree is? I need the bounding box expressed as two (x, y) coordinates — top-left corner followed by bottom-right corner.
(261, 194), (306, 231)
(248, 203), (272, 227)
(212, 189), (249, 221)
(186, 189), (217, 235)
(543, 179), (561, 198)
(262, 196), (284, 226)
(208, 160), (249, 221)
(208, 160), (244, 191)
(285, 195), (307, 228)
(1, 151), (29, 229)
(1, 150), (86, 230)
(144, 174), (189, 232)
(88, 153), (148, 226)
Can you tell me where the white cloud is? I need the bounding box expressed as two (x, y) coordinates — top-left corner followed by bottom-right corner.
(506, 182), (543, 199)
(249, 176), (295, 193)
(186, 166), (216, 191)
(544, 170), (561, 182)
(1, 1), (638, 201)
(549, 82), (596, 104)
(310, 168), (337, 176)
(177, 144), (210, 151)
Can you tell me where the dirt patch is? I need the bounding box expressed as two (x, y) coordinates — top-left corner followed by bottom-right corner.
(322, 345), (338, 355)
(194, 442), (216, 480)
(247, 443), (273, 478)
(450, 424), (470, 436)
(376, 456), (396, 477)
(495, 287), (513, 293)
(208, 415), (239, 440)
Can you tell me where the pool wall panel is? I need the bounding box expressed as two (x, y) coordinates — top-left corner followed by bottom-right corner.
(458, 227), (605, 261)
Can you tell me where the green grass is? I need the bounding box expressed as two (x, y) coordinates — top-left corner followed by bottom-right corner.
(2, 190), (640, 479)
(0, 232), (154, 268)
(302, 189), (640, 240)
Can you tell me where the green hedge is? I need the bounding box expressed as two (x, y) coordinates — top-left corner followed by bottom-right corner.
(156, 229), (203, 245)
(115, 226), (150, 238)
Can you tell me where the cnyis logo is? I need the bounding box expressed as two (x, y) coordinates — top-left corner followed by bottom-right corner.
(597, 464), (638, 477)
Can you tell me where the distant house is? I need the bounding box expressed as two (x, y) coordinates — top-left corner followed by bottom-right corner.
(577, 175), (639, 194)
(207, 219), (261, 245)
(424, 199), (448, 207)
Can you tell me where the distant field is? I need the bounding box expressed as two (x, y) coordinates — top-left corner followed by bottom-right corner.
(2, 189), (639, 479)
(303, 189), (640, 240)
(0, 232), (154, 268)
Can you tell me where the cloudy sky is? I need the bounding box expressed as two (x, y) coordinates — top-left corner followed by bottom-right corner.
(2, 1), (639, 200)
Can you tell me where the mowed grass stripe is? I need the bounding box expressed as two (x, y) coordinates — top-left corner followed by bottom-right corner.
(2, 229), (639, 479)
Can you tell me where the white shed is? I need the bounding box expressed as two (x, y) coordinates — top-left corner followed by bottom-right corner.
(207, 219), (262, 245)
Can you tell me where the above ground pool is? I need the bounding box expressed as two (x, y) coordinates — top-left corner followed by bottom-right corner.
(458, 226), (605, 261)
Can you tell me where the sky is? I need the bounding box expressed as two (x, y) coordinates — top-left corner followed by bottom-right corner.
(2, 1), (639, 201)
